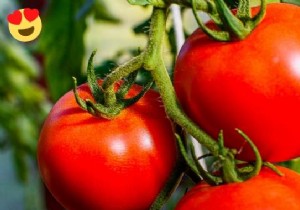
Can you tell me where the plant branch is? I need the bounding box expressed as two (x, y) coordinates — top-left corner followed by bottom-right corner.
(144, 7), (221, 157)
(97, 5), (264, 185)
(102, 54), (144, 106)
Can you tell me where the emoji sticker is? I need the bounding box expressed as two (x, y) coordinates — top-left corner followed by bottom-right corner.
(7, 8), (42, 42)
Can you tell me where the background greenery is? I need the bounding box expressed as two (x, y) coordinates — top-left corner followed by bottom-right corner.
(0, 0), (300, 209)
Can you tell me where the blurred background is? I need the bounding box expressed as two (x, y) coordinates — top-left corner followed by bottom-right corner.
(0, 0), (300, 210)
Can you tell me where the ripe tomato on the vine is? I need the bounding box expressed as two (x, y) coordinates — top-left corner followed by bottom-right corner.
(174, 3), (300, 162)
(176, 166), (300, 210)
(37, 82), (178, 210)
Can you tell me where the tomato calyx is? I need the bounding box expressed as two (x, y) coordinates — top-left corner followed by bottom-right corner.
(177, 129), (282, 186)
(73, 50), (153, 119)
(191, 0), (266, 41)
(217, 129), (262, 183)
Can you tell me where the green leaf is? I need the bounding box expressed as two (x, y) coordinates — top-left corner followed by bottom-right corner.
(0, 30), (50, 182)
(38, 0), (87, 101)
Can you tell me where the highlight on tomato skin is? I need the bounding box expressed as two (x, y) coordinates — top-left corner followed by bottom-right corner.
(175, 166), (300, 210)
(37, 81), (178, 210)
(174, 3), (300, 162)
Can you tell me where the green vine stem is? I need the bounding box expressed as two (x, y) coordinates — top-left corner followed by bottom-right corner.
(144, 8), (222, 157)
(102, 53), (145, 104)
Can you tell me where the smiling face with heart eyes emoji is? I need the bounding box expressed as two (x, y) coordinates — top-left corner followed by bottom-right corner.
(7, 8), (42, 42)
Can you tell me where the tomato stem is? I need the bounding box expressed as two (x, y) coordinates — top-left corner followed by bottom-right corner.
(144, 8), (222, 157)
(143, 7), (264, 183)
(102, 54), (144, 94)
(191, 0), (267, 40)
(192, 0), (230, 41)
(72, 52), (152, 119)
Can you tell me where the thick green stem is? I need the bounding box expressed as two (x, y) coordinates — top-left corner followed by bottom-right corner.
(144, 8), (221, 156)
(102, 54), (144, 106)
(153, 61), (220, 156)
(102, 54), (144, 89)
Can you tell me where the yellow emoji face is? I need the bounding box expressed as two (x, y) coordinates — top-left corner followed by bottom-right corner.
(7, 8), (42, 42)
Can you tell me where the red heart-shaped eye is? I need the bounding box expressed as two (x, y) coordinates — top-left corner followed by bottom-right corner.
(24, 8), (39, 22)
(7, 10), (22, 25)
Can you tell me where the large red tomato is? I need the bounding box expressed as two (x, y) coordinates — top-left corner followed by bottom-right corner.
(37, 82), (177, 210)
(174, 3), (300, 162)
(176, 166), (300, 210)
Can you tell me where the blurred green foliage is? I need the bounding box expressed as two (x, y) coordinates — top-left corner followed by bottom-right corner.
(37, 0), (120, 101)
(1, 0), (300, 209)
(38, 0), (87, 101)
(0, 30), (50, 182)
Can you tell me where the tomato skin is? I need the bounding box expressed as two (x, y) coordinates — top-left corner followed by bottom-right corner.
(176, 166), (300, 210)
(37, 82), (177, 210)
(174, 3), (300, 162)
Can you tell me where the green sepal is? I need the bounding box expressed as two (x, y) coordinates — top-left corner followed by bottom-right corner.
(116, 71), (139, 99)
(73, 51), (153, 119)
(214, 0), (250, 39)
(247, 0), (267, 29)
(190, 143), (223, 185)
(175, 134), (202, 180)
(73, 77), (88, 110)
(122, 80), (154, 108)
(192, 0), (230, 41)
(85, 99), (123, 119)
(217, 131), (243, 183)
(235, 129), (262, 180)
(192, 0), (267, 41)
(87, 50), (104, 103)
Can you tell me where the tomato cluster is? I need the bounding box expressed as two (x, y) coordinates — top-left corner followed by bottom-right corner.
(37, 2), (300, 210)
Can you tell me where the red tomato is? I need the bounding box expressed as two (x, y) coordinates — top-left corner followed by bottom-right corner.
(174, 3), (300, 162)
(37, 82), (177, 210)
(176, 166), (300, 210)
